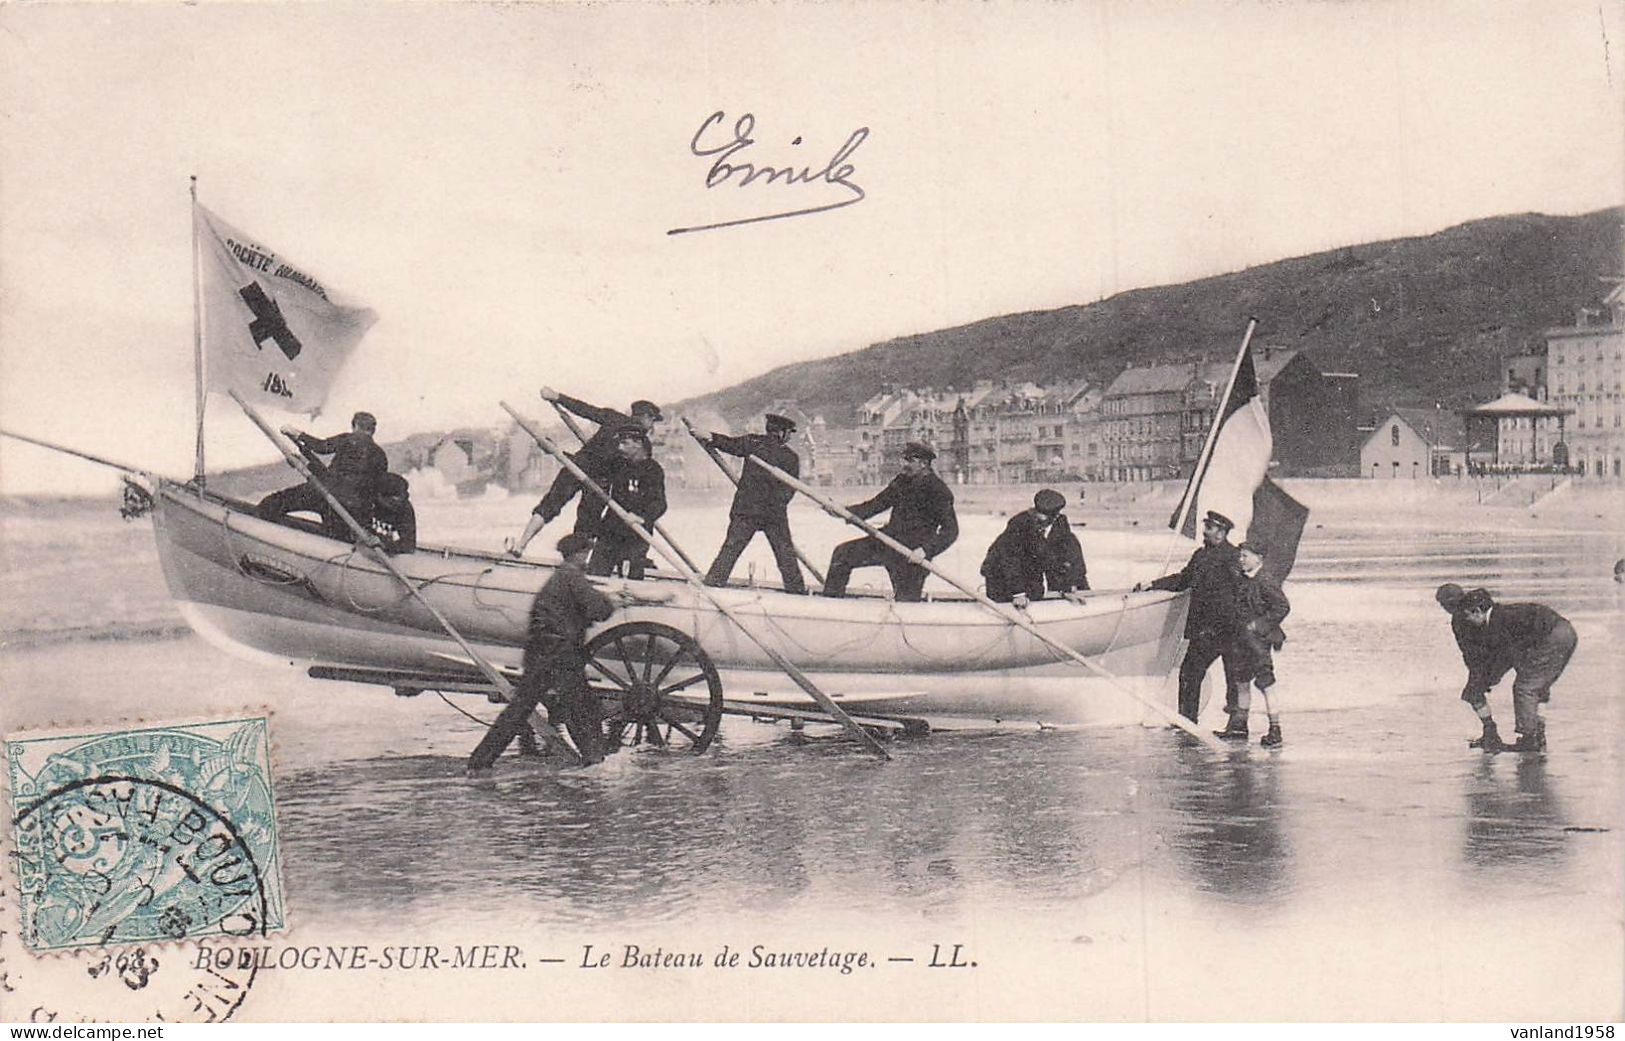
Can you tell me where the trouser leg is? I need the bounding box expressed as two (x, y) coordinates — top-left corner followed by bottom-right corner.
(761, 517), (807, 593)
(534, 467), (580, 523)
(1511, 621), (1577, 736)
(467, 666), (550, 770)
(888, 556), (929, 602)
(622, 542), (649, 580)
(704, 516), (756, 586)
(257, 483), (324, 522)
(586, 537), (619, 576)
(823, 537), (882, 597)
(1220, 646), (1246, 715)
(552, 650), (603, 764)
(1176, 636), (1226, 722)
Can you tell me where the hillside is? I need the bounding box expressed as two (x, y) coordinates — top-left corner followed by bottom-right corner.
(675, 208), (1623, 426)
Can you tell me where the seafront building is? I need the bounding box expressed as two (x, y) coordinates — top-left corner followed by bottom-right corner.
(1542, 281), (1624, 478)
(1361, 408), (1474, 478)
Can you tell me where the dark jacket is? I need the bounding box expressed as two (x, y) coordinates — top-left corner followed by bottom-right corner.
(591, 457), (667, 540)
(847, 470), (958, 559)
(1150, 541), (1241, 639)
(370, 499), (417, 555)
(1234, 569), (1290, 653)
(1464, 603), (1571, 695)
(556, 393), (637, 473)
(297, 431), (387, 510)
(709, 432), (798, 519)
(980, 509), (1088, 599)
(1451, 613), (1511, 699)
(529, 560), (615, 647)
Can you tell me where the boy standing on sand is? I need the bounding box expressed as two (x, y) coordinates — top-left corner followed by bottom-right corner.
(1215, 542), (1290, 746)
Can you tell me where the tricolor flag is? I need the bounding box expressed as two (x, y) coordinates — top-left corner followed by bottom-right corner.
(1169, 337), (1310, 583)
(197, 206), (376, 415)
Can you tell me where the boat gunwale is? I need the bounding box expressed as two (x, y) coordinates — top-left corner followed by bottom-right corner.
(154, 479), (1176, 629)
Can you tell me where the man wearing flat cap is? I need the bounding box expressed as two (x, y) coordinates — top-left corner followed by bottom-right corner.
(700, 413), (808, 594)
(261, 411), (388, 539)
(507, 388), (663, 557)
(1436, 583), (1512, 751)
(1139, 509), (1243, 722)
(822, 441), (958, 602)
(469, 532), (619, 773)
(980, 488), (1089, 607)
(1449, 587), (1577, 753)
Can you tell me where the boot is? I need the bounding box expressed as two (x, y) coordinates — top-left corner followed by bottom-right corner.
(1212, 711), (1249, 741)
(1260, 722), (1283, 748)
(1506, 724), (1546, 753)
(1468, 720), (1506, 753)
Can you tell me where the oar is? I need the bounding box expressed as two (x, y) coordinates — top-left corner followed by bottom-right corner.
(503, 401), (891, 761)
(679, 416), (827, 588)
(544, 397), (702, 573)
(230, 391), (582, 764)
(0, 428), (158, 478)
(743, 450), (1229, 751)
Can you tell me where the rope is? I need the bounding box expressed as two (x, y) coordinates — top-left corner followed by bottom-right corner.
(438, 691), (497, 729)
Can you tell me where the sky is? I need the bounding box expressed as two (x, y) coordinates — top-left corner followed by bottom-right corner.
(1, 1), (1621, 494)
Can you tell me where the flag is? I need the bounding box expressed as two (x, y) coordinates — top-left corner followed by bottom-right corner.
(1169, 340), (1310, 582)
(197, 205), (376, 415)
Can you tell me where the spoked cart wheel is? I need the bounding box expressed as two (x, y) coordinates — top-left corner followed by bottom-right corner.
(583, 621), (724, 753)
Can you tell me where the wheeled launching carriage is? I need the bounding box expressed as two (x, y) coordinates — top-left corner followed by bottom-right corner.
(584, 621), (725, 754)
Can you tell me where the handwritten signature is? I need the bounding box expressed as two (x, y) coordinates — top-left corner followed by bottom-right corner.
(668, 111), (869, 235)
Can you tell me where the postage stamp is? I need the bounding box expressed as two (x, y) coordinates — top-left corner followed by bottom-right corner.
(5, 717), (284, 953)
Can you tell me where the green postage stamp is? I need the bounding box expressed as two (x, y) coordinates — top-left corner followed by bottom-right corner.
(5, 716), (285, 952)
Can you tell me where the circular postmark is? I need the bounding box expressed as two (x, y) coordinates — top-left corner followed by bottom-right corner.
(5, 776), (265, 1021)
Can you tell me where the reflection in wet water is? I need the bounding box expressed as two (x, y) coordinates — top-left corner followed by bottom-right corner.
(275, 729), (1153, 929)
(1462, 755), (1568, 871)
(1164, 746), (1290, 905)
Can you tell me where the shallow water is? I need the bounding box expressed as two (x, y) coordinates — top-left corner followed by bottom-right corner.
(2, 497), (1622, 1019)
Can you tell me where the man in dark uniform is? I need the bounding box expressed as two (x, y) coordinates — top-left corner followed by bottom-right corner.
(980, 488), (1089, 607)
(1220, 542), (1291, 745)
(468, 532), (617, 773)
(1436, 583), (1512, 752)
(1138, 510), (1243, 723)
(1454, 587), (1578, 753)
(822, 442), (958, 602)
(368, 473), (417, 555)
(507, 388), (662, 557)
(585, 432), (667, 580)
(700, 413), (807, 594)
(259, 411), (388, 538)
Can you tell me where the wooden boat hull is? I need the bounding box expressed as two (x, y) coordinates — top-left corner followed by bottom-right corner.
(152, 483), (1188, 725)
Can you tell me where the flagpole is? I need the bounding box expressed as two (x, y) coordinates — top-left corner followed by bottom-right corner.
(1168, 318), (1258, 540)
(190, 176), (206, 485)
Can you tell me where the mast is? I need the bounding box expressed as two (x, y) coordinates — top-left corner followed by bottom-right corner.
(1169, 318), (1256, 538)
(191, 176), (206, 484)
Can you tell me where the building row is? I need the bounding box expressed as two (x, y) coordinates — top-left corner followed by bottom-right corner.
(1359, 279), (1624, 480)
(429, 279), (1622, 494)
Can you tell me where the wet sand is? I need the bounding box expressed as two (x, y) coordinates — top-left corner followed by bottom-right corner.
(2, 493), (1622, 1019)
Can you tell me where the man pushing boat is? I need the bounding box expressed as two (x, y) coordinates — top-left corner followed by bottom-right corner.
(821, 441), (958, 602)
(507, 388), (662, 558)
(1137, 510), (1244, 723)
(258, 411), (388, 538)
(979, 488), (1089, 607)
(697, 413), (808, 594)
(468, 532), (619, 773)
